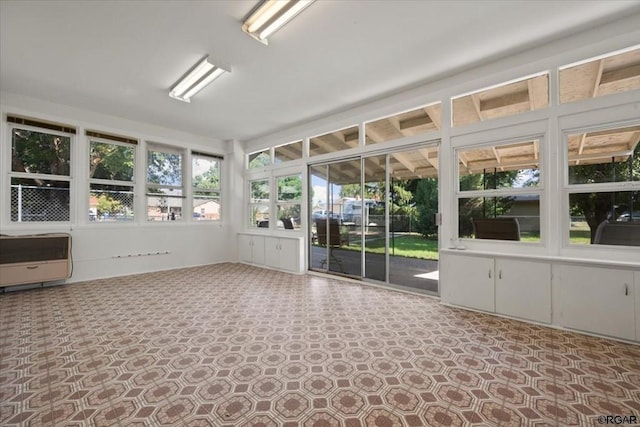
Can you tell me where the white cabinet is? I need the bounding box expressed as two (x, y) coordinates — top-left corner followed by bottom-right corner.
(495, 259), (551, 323)
(441, 253), (494, 312)
(238, 234), (265, 265)
(239, 234), (303, 273)
(265, 237), (302, 273)
(441, 252), (551, 323)
(556, 265), (635, 341)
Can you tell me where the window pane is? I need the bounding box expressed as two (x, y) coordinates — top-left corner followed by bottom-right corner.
(193, 192), (220, 220)
(90, 141), (134, 181)
(251, 204), (269, 227)
(250, 179), (269, 201)
(277, 204), (301, 230)
(192, 157), (220, 190)
(459, 195), (540, 242)
(452, 74), (548, 127)
(274, 141), (303, 164)
(459, 140), (540, 190)
(248, 150), (270, 168)
(366, 103), (441, 144)
(147, 150), (182, 186)
(12, 128), (71, 176)
(560, 47), (640, 104)
(567, 126), (640, 184)
(11, 178), (70, 222)
(277, 175), (302, 201)
(310, 125), (359, 156)
(89, 184), (134, 221)
(147, 190), (183, 221)
(569, 191), (639, 246)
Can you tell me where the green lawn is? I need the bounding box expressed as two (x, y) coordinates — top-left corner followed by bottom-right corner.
(345, 233), (439, 260)
(314, 228), (594, 263)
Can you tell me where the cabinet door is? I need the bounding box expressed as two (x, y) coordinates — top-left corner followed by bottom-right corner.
(441, 253), (494, 312)
(278, 238), (299, 273)
(238, 235), (254, 263)
(557, 265), (634, 341)
(251, 235), (265, 265)
(495, 259), (551, 323)
(264, 237), (281, 269)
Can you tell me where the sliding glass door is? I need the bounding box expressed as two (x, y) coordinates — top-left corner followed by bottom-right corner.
(309, 144), (440, 294)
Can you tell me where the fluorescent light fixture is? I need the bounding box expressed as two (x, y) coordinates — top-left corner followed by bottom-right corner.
(169, 55), (229, 103)
(242, 0), (315, 44)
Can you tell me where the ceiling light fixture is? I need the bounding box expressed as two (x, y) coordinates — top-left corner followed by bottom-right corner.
(169, 55), (229, 103)
(242, 0), (315, 44)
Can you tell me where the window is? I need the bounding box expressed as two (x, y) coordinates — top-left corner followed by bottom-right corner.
(452, 73), (549, 127)
(365, 103), (442, 144)
(309, 125), (359, 156)
(276, 174), (302, 230)
(457, 139), (542, 242)
(146, 144), (184, 221)
(9, 116), (74, 222)
(248, 149), (271, 169)
(88, 131), (136, 222)
(566, 125), (640, 246)
(560, 46), (640, 104)
(192, 151), (222, 221)
(274, 140), (303, 164)
(249, 179), (270, 228)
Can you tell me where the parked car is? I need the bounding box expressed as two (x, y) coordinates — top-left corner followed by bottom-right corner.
(617, 212), (640, 222)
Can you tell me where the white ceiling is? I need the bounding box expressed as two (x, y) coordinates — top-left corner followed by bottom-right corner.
(1, 0), (639, 142)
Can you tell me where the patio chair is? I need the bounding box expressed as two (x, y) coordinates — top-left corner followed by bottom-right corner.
(315, 219), (346, 271)
(594, 220), (640, 246)
(472, 217), (521, 241)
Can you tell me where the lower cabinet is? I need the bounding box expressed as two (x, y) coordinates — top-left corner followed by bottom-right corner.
(265, 237), (302, 273)
(238, 234), (265, 265)
(442, 252), (551, 323)
(239, 234), (303, 274)
(442, 251), (639, 342)
(441, 254), (494, 312)
(555, 265), (635, 341)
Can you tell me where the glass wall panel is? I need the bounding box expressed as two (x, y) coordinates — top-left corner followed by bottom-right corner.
(365, 104), (441, 145)
(249, 179), (270, 228)
(560, 47), (640, 104)
(569, 191), (639, 246)
(363, 155), (386, 282)
(309, 126), (359, 157)
(274, 140), (303, 164)
(452, 73), (548, 127)
(248, 149), (271, 169)
(567, 126), (640, 184)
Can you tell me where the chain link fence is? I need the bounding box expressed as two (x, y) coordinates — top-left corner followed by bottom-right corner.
(90, 187), (134, 221)
(11, 184), (70, 222)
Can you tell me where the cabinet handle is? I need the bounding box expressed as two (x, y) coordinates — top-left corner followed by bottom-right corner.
(625, 284), (629, 296)
(498, 270), (502, 279)
(488, 270), (492, 278)
(26, 265), (39, 270)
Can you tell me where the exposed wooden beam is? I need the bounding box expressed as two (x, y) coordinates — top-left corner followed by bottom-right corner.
(399, 114), (432, 130)
(424, 105), (442, 130)
(480, 90), (529, 111)
(343, 131), (359, 145)
(470, 93), (484, 121)
(390, 151), (416, 173)
(591, 59), (605, 99)
(600, 63), (640, 85)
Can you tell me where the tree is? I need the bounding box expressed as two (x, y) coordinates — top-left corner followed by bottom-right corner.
(414, 178), (438, 237)
(569, 151), (639, 242)
(147, 150), (182, 186)
(90, 142), (134, 180)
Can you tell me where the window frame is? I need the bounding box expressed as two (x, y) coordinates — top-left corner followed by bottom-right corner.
(88, 135), (136, 223)
(275, 173), (303, 231)
(248, 177), (271, 229)
(454, 134), (545, 245)
(8, 121), (74, 223)
(191, 151), (223, 221)
(146, 143), (185, 222)
(562, 121), (640, 248)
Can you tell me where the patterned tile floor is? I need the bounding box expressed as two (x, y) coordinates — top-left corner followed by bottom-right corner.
(1, 263), (639, 426)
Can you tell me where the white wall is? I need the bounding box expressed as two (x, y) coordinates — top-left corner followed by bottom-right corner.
(1, 93), (235, 284)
